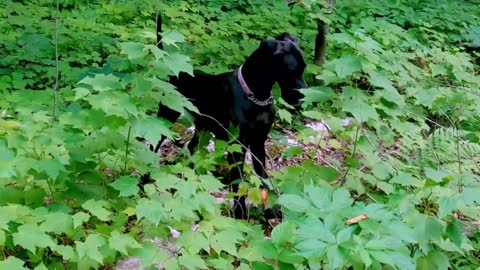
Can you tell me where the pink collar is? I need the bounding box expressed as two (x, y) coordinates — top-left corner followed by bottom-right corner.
(237, 65), (254, 96)
(237, 65), (273, 106)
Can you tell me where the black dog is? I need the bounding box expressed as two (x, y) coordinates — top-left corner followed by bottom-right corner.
(155, 33), (307, 219)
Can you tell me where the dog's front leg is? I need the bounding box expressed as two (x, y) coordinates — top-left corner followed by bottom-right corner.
(249, 138), (268, 179)
(227, 149), (248, 219)
(249, 137), (282, 220)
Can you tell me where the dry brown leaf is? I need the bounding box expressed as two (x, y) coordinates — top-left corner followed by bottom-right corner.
(346, 214), (368, 225)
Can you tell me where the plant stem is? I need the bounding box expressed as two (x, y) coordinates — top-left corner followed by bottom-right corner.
(340, 124), (360, 186)
(124, 125), (132, 172)
(52, 0), (60, 124)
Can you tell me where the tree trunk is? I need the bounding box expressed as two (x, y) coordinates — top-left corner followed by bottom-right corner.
(156, 11), (162, 49)
(313, 19), (329, 67)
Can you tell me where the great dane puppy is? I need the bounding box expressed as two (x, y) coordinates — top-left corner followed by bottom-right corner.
(156, 33), (307, 219)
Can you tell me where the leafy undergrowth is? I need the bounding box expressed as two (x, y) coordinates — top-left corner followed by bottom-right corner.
(1, 0), (480, 269)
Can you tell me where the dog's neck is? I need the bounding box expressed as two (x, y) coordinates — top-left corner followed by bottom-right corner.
(240, 59), (276, 100)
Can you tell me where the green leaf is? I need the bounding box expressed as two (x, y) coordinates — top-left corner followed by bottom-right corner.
(33, 263), (48, 270)
(278, 109), (292, 124)
(109, 176), (140, 197)
(78, 74), (122, 92)
(390, 172), (421, 187)
(132, 116), (175, 143)
(178, 230), (210, 254)
(210, 230), (242, 255)
(178, 252), (206, 269)
(370, 251), (414, 270)
(0, 139), (16, 179)
(85, 91), (139, 119)
(33, 159), (66, 181)
(12, 224), (55, 253)
(365, 237), (405, 251)
(136, 198), (164, 226)
(52, 245), (76, 261)
(0, 256), (25, 270)
(162, 31), (186, 46)
(342, 100), (379, 122)
(150, 78), (198, 114)
(302, 110), (324, 120)
(72, 212), (90, 229)
(295, 217), (334, 258)
(82, 200), (112, 221)
(248, 188), (262, 205)
(334, 55), (363, 78)
(469, 26), (480, 46)
(0, 230), (5, 246)
(109, 230), (140, 255)
(144, 45), (167, 61)
(197, 175), (223, 192)
(316, 166), (339, 182)
(164, 53), (193, 76)
(39, 212), (73, 234)
(300, 86), (335, 106)
(417, 216), (443, 242)
(326, 246), (345, 269)
(438, 195), (458, 218)
(76, 234), (106, 264)
(278, 194), (312, 213)
(424, 168), (449, 183)
(271, 221), (296, 247)
(121, 42), (147, 61)
(131, 242), (169, 267)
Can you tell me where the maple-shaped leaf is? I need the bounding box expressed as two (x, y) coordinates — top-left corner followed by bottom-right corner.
(12, 224), (55, 254)
(144, 45), (167, 61)
(109, 230), (141, 255)
(164, 53), (193, 76)
(210, 229), (243, 256)
(300, 86), (335, 106)
(271, 220), (296, 247)
(334, 55), (363, 78)
(32, 159), (66, 180)
(132, 116), (175, 144)
(162, 31), (186, 47)
(51, 244), (77, 261)
(81, 199), (112, 221)
(278, 108), (292, 124)
(178, 252), (206, 269)
(121, 42), (147, 62)
(177, 230), (210, 254)
(72, 212), (90, 229)
(75, 234), (106, 264)
(197, 175), (224, 192)
(109, 176), (140, 197)
(39, 212), (73, 234)
(85, 91), (139, 119)
(342, 100), (379, 122)
(78, 74), (122, 92)
(149, 78), (198, 114)
(0, 256), (25, 270)
(136, 198), (164, 226)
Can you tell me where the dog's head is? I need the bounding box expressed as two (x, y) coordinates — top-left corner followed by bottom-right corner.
(257, 33), (307, 107)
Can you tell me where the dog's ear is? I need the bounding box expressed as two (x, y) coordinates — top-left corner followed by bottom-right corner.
(275, 32), (298, 44)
